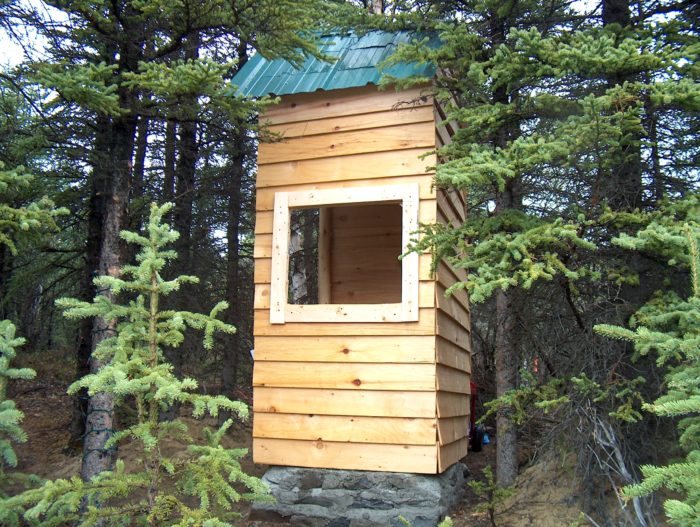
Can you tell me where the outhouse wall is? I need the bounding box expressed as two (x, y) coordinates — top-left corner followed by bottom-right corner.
(434, 104), (472, 470)
(251, 84), (470, 473)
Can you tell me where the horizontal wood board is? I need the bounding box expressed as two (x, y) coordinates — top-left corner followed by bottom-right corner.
(437, 416), (469, 446)
(254, 281), (435, 310)
(254, 414), (437, 445)
(268, 105), (434, 138)
(255, 176), (436, 211)
(254, 361), (436, 391)
(259, 121), (435, 164)
(254, 335), (436, 363)
(254, 438), (437, 473)
(254, 387), (436, 418)
(262, 85), (433, 125)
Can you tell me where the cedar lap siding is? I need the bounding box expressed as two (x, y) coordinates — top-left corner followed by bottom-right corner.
(233, 32), (471, 474)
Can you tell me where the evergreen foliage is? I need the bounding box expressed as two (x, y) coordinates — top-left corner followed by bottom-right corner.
(378, 0), (699, 497)
(389, 0), (699, 301)
(0, 162), (63, 257)
(2, 203), (268, 526)
(594, 196), (700, 526)
(478, 371), (646, 427)
(0, 320), (35, 483)
(0, 162), (62, 494)
(411, 211), (597, 303)
(467, 466), (515, 527)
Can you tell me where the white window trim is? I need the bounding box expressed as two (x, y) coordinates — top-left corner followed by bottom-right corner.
(269, 184), (420, 324)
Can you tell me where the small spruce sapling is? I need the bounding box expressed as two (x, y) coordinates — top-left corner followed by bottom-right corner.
(468, 466), (515, 527)
(594, 196), (700, 526)
(0, 162), (64, 521)
(0, 321), (36, 489)
(5, 202), (268, 526)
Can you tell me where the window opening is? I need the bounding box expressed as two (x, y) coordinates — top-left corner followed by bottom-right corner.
(287, 203), (403, 306)
(269, 184), (419, 324)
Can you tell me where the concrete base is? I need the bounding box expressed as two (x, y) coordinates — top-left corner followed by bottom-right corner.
(250, 464), (468, 527)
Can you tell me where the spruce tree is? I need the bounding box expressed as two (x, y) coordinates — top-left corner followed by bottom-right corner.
(0, 162), (63, 520)
(595, 195), (700, 526)
(386, 0), (699, 493)
(386, 0), (597, 486)
(10, 0), (355, 482)
(0, 320), (35, 489)
(3, 202), (267, 526)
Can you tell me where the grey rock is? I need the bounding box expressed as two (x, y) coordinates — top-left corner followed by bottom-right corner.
(348, 498), (394, 510)
(251, 464), (466, 527)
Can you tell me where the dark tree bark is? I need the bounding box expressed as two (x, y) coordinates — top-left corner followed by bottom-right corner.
(67, 116), (112, 452)
(163, 119), (177, 203)
(162, 34), (200, 421)
(602, 0), (631, 26)
(490, 7), (521, 488)
(602, 0), (643, 210)
(0, 244), (9, 320)
(219, 150), (244, 424)
(494, 182), (521, 488)
(80, 6), (141, 484)
(132, 115), (149, 208)
(81, 111), (137, 483)
(219, 42), (251, 422)
(172, 114), (197, 281)
(368, 0), (384, 14)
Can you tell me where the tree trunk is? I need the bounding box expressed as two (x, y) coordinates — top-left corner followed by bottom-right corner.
(602, 0), (643, 210)
(493, 177), (521, 487)
(68, 116), (111, 451)
(126, 114), (149, 265)
(219, 150), (243, 424)
(490, 7), (521, 487)
(368, 0), (383, 14)
(132, 114), (148, 211)
(602, 0), (630, 27)
(163, 119), (177, 203)
(0, 244), (9, 320)
(219, 42), (250, 423)
(81, 113), (136, 483)
(494, 288), (518, 487)
(163, 34), (200, 421)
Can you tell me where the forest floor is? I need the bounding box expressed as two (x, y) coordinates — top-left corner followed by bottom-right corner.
(9, 354), (599, 527)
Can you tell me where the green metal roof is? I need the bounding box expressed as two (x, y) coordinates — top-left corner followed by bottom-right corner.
(232, 31), (438, 97)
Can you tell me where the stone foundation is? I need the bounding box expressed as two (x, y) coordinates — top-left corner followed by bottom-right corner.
(250, 464), (468, 527)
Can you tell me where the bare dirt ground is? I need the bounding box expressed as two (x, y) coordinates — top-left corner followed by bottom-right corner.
(9, 358), (590, 527)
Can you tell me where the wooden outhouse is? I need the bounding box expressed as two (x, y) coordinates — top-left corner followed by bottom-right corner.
(233, 31), (472, 475)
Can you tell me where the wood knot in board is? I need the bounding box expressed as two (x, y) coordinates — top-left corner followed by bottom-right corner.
(315, 441), (324, 449)
(268, 406), (277, 413)
(341, 348), (350, 355)
(352, 379), (362, 386)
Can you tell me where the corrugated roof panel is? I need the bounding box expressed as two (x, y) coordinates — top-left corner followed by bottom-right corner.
(231, 30), (438, 97)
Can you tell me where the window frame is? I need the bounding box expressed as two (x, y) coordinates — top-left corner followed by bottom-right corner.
(269, 184), (420, 324)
